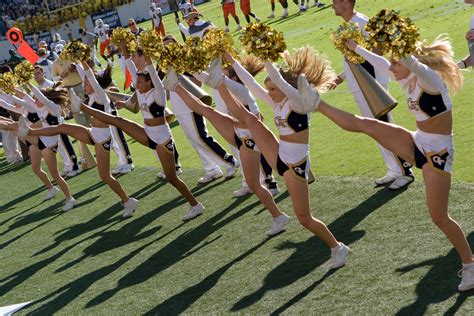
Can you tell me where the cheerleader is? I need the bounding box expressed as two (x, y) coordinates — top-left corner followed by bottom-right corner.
(168, 58), (290, 236)
(171, 48), (349, 268)
(20, 62), (139, 218)
(68, 46), (205, 222)
(1, 86), (76, 210)
(297, 36), (474, 290)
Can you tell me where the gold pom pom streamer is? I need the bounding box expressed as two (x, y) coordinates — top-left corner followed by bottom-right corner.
(14, 61), (35, 86)
(331, 22), (368, 64)
(60, 40), (92, 63)
(138, 30), (163, 60)
(0, 71), (16, 95)
(110, 27), (137, 54)
(366, 9), (420, 61)
(202, 28), (234, 59)
(158, 42), (187, 74)
(183, 37), (211, 74)
(239, 22), (286, 62)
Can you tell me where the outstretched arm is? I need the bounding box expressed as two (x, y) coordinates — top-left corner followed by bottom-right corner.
(29, 83), (60, 116)
(400, 55), (445, 92)
(264, 61), (303, 106)
(0, 99), (23, 114)
(82, 61), (109, 106)
(145, 57), (166, 106)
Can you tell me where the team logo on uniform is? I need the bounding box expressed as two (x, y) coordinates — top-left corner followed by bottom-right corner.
(274, 116), (287, 127)
(165, 139), (174, 151)
(407, 98), (420, 111)
(244, 139), (255, 150)
(429, 151), (449, 171)
(291, 159), (307, 179)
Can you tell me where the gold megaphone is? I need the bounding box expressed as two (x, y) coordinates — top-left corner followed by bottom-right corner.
(178, 74), (213, 106)
(105, 89), (176, 123)
(348, 62), (397, 119)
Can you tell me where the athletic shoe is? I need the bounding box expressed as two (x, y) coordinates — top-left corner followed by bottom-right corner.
(112, 165), (123, 175)
(267, 181), (280, 196)
(233, 185), (253, 197)
(157, 166), (182, 179)
(164, 66), (179, 91)
(69, 88), (82, 114)
(44, 186), (60, 201)
(267, 213), (290, 236)
(122, 198), (139, 218)
(224, 27), (229, 32)
(235, 25), (243, 32)
(330, 242), (350, 269)
(66, 168), (82, 178)
(315, 2), (324, 7)
(198, 169), (224, 184)
(255, 17), (261, 22)
(119, 163), (134, 174)
(374, 174), (397, 185)
(182, 202), (205, 221)
(458, 264), (474, 291)
(281, 12), (289, 18)
(296, 74), (320, 113)
(389, 176), (414, 190)
(17, 116), (29, 140)
(206, 57), (224, 89)
(267, 13), (275, 18)
(63, 197), (77, 211)
(225, 161), (239, 179)
(60, 168), (71, 177)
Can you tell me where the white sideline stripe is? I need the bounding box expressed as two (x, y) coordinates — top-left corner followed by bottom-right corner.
(0, 302), (32, 316)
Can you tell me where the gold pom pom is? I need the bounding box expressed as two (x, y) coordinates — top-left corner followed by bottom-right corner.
(14, 61), (35, 85)
(158, 42), (187, 74)
(366, 9), (420, 61)
(138, 30), (163, 60)
(110, 27), (137, 54)
(202, 28), (234, 59)
(0, 71), (16, 95)
(331, 22), (368, 64)
(60, 40), (92, 62)
(239, 22), (286, 62)
(183, 37), (211, 73)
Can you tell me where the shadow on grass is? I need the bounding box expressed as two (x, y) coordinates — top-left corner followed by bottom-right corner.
(231, 186), (408, 313)
(1, 186), (45, 215)
(395, 232), (474, 315)
(0, 159), (30, 176)
(83, 195), (256, 309)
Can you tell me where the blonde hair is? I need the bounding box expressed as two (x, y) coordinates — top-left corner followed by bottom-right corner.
(279, 46), (336, 92)
(226, 54), (264, 81)
(414, 35), (463, 94)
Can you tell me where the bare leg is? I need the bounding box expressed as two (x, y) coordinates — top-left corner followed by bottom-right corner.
(42, 148), (72, 199)
(95, 145), (129, 203)
(29, 145), (53, 190)
(318, 101), (416, 164)
(423, 166), (473, 263)
(80, 104), (149, 147)
(30, 124), (94, 145)
(155, 143), (198, 206)
(217, 82), (280, 168)
(175, 84), (238, 146)
(240, 148), (282, 217)
(284, 173), (339, 248)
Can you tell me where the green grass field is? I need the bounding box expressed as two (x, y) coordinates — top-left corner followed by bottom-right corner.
(1, 0), (474, 314)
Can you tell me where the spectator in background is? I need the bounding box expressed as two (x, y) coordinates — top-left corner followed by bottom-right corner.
(79, 28), (102, 67)
(50, 33), (66, 53)
(36, 48), (54, 80)
(64, 23), (73, 41)
(128, 18), (145, 37)
(7, 49), (21, 67)
(150, 2), (166, 37)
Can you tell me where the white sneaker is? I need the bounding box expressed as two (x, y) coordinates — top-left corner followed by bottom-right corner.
(17, 116), (29, 140)
(233, 186), (253, 197)
(122, 198), (139, 218)
(330, 242), (350, 269)
(198, 169), (224, 184)
(267, 13), (275, 18)
(224, 27), (229, 32)
(66, 168), (81, 178)
(157, 166), (182, 179)
(44, 186), (60, 201)
(182, 202), (205, 221)
(374, 174), (397, 185)
(296, 74), (320, 113)
(281, 12), (289, 18)
(225, 165), (238, 179)
(63, 197), (76, 211)
(267, 213), (290, 236)
(69, 88), (82, 114)
(119, 163), (134, 174)
(164, 66), (179, 92)
(112, 165), (123, 175)
(458, 264), (474, 291)
(388, 176), (414, 190)
(235, 25), (243, 32)
(205, 57), (224, 89)
(60, 168), (71, 177)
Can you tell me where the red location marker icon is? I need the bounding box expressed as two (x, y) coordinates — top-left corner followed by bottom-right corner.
(6, 28), (39, 64)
